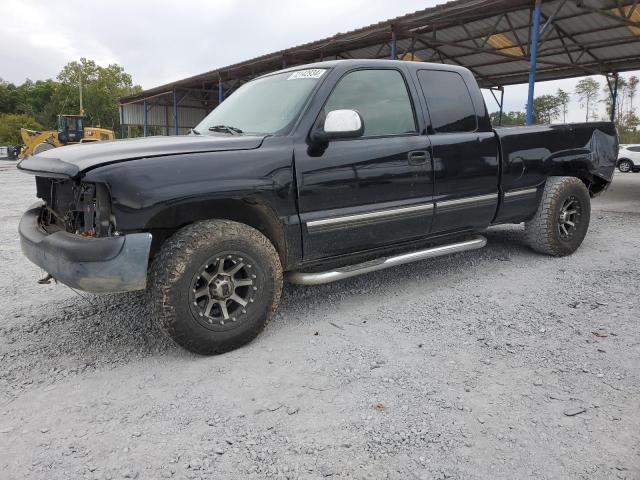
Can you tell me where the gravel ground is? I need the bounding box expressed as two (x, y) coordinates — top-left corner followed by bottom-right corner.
(0, 161), (638, 480)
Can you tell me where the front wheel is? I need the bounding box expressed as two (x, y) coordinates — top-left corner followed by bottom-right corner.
(525, 176), (591, 257)
(618, 159), (633, 173)
(149, 220), (283, 355)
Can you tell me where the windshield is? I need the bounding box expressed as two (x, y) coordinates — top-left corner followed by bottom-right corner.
(194, 68), (327, 135)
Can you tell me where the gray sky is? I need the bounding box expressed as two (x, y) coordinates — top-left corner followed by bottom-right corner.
(1, 0), (637, 123)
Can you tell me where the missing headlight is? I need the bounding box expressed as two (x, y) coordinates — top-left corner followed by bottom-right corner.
(35, 177), (115, 236)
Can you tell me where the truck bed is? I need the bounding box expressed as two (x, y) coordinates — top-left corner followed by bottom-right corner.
(495, 121), (618, 195)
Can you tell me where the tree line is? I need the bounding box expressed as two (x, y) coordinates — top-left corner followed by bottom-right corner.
(0, 58), (141, 145)
(491, 76), (640, 143)
(2, 58), (640, 145)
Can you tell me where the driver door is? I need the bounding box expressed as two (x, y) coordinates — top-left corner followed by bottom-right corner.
(294, 68), (434, 261)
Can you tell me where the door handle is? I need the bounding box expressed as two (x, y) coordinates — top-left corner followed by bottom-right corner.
(408, 150), (430, 166)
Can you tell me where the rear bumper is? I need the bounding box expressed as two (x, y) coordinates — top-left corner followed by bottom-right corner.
(19, 203), (152, 293)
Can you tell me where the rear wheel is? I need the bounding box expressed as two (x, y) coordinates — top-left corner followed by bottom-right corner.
(525, 176), (591, 256)
(149, 219), (283, 355)
(618, 159), (633, 173)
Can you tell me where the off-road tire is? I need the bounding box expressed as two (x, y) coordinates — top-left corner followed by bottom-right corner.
(149, 220), (283, 355)
(525, 176), (591, 257)
(617, 159), (633, 173)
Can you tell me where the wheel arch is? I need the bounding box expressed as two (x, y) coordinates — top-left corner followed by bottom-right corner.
(145, 198), (289, 268)
(544, 161), (609, 196)
(542, 143), (617, 196)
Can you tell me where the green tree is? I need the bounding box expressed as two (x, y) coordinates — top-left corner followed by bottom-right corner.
(0, 79), (20, 113)
(489, 110), (526, 126)
(623, 76), (640, 144)
(0, 113), (42, 145)
(619, 128), (640, 144)
(599, 75), (640, 139)
(575, 78), (600, 121)
(12, 79), (59, 127)
(531, 94), (562, 124)
(628, 76), (638, 113)
(1, 59), (141, 137)
(602, 77), (628, 123)
(53, 58), (141, 132)
(556, 89), (570, 122)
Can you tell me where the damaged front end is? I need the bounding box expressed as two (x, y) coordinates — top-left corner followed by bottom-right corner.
(35, 176), (116, 238)
(19, 174), (152, 293)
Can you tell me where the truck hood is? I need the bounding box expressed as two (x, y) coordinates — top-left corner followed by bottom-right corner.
(17, 134), (267, 178)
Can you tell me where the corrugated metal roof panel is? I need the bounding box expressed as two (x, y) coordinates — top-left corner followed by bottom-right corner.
(592, 43), (640, 59)
(120, 0), (640, 125)
(122, 103), (208, 129)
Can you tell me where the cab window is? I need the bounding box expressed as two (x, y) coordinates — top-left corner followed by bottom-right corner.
(417, 70), (477, 133)
(324, 69), (416, 137)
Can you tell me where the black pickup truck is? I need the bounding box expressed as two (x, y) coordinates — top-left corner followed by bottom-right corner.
(18, 60), (618, 354)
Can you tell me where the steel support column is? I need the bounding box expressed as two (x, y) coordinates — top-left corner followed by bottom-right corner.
(499, 87), (504, 125)
(173, 88), (179, 135)
(526, 0), (542, 126)
(143, 99), (148, 137)
(390, 29), (397, 59)
(608, 73), (620, 122)
(488, 86), (505, 126)
(218, 77), (225, 104)
(119, 105), (125, 139)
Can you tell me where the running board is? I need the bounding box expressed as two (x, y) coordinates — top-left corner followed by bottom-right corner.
(286, 235), (487, 285)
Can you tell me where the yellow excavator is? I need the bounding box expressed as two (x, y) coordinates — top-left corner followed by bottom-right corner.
(19, 114), (114, 157)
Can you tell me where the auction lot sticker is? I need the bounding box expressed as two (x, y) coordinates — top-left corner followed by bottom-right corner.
(288, 69), (326, 80)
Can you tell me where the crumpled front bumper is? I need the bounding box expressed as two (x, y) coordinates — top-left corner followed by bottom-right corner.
(19, 203), (152, 293)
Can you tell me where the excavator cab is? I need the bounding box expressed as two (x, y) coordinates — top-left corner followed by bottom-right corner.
(57, 115), (85, 144)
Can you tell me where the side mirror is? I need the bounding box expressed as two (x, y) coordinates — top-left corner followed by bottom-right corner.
(323, 109), (364, 139)
(308, 109), (364, 156)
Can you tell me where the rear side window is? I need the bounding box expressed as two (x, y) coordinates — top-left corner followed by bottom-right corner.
(324, 69), (416, 137)
(628, 146), (640, 152)
(417, 70), (477, 133)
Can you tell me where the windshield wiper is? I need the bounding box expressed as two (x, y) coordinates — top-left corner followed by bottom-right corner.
(190, 128), (201, 135)
(208, 125), (243, 135)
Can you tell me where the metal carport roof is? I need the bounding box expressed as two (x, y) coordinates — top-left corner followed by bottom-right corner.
(119, 0), (640, 134)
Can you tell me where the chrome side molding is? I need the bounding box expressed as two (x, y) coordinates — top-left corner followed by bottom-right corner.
(504, 187), (538, 198)
(306, 202), (434, 233)
(286, 235), (487, 285)
(437, 193), (498, 209)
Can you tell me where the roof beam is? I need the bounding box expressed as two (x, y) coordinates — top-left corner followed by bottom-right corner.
(412, 34), (497, 85)
(460, 22), (482, 48)
(481, 14), (505, 48)
(405, 6), (639, 62)
(479, 53), (640, 86)
(504, 12), (527, 56)
(442, 35), (636, 71)
(574, 3), (640, 28)
(555, 28), (576, 65)
(401, 10), (637, 68)
(539, 12), (605, 71)
(539, 0), (568, 40)
(403, 29), (601, 76)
